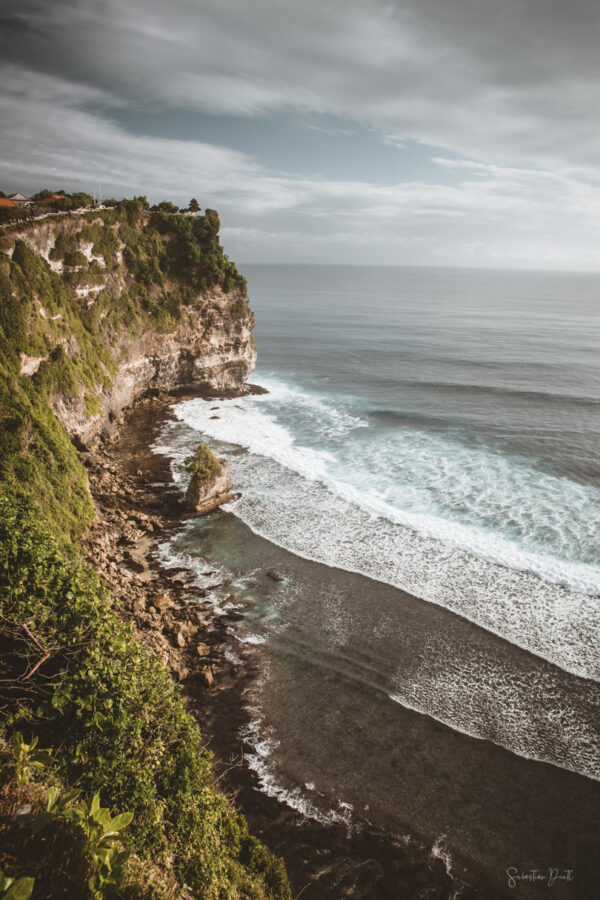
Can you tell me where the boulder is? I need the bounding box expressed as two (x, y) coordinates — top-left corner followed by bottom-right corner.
(124, 550), (147, 573)
(200, 667), (214, 688)
(186, 459), (233, 515)
(151, 593), (174, 610)
(267, 569), (285, 582)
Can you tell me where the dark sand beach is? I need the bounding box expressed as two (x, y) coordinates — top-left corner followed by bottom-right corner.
(93, 394), (599, 900)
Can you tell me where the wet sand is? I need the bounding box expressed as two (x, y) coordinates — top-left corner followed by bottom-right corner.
(173, 509), (600, 900)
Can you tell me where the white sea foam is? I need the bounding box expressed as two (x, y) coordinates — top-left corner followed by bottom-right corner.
(158, 515), (600, 781)
(171, 381), (600, 588)
(430, 835), (467, 900)
(163, 381), (600, 681)
(389, 657), (600, 781)
(152, 538), (233, 615)
(239, 633), (267, 645)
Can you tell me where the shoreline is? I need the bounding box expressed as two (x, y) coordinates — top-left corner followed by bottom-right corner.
(83, 390), (479, 899)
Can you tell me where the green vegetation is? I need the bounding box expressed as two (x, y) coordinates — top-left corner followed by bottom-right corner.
(0, 191), (97, 226)
(0, 868), (34, 900)
(0, 504), (288, 898)
(185, 443), (222, 484)
(48, 232), (77, 261)
(1, 736), (134, 899)
(0, 205), (288, 898)
(0, 207), (36, 226)
(31, 190), (94, 212)
(155, 202), (179, 214)
(0, 200), (248, 535)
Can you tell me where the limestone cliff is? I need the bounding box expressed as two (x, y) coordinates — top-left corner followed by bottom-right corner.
(1, 202), (256, 448)
(53, 282), (256, 447)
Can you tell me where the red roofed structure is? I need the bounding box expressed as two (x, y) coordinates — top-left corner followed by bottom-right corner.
(7, 192), (31, 207)
(37, 194), (65, 205)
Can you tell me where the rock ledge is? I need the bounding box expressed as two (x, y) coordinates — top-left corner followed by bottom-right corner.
(185, 459), (233, 515)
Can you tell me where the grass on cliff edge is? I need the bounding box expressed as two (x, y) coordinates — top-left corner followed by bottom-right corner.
(0, 205), (289, 898)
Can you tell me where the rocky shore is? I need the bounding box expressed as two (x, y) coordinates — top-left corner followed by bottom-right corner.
(81, 390), (485, 900)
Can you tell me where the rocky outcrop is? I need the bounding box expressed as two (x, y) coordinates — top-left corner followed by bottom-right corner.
(53, 285), (256, 448)
(185, 459), (233, 515)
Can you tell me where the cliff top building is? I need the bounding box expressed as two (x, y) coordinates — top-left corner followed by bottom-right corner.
(7, 192), (31, 207)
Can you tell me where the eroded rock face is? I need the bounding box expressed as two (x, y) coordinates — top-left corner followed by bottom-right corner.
(52, 285), (256, 447)
(9, 214), (256, 447)
(185, 459), (233, 515)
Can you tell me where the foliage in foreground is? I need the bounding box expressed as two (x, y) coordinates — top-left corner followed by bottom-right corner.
(0, 501), (290, 899)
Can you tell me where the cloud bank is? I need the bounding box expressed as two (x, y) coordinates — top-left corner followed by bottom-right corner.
(2, 0), (600, 267)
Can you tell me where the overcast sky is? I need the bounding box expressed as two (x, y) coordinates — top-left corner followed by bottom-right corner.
(2, 0), (600, 268)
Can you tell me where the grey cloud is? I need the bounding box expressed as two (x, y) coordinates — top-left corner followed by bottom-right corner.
(2, 1), (600, 268)
(2, 0), (600, 167)
(1, 64), (600, 269)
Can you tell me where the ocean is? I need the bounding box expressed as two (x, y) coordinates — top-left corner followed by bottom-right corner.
(154, 264), (600, 894)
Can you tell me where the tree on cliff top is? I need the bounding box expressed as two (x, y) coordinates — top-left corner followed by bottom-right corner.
(156, 200), (178, 213)
(188, 198), (201, 213)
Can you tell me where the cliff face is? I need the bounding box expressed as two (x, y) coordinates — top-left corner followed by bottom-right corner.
(3, 205), (256, 447)
(53, 282), (255, 447)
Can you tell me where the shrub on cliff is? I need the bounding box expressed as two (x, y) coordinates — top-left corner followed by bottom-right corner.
(63, 250), (88, 268)
(0, 368), (93, 539)
(185, 442), (221, 484)
(48, 232), (77, 261)
(0, 207), (35, 225)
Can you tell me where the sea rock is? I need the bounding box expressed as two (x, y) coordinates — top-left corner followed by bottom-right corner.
(267, 569), (285, 582)
(186, 459), (233, 515)
(124, 550), (147, 573)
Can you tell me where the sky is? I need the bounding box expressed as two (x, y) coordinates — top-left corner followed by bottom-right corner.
(1, 0), (600, 268)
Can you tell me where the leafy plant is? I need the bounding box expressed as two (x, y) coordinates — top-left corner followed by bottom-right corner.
(0, 869), (34, 900)
(0, 502), (290, 899)
(0, 206), (288, 899)
(7, 734), (53, 786)
(63, 250), (88, 268)
(66, 792), (133, 898)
